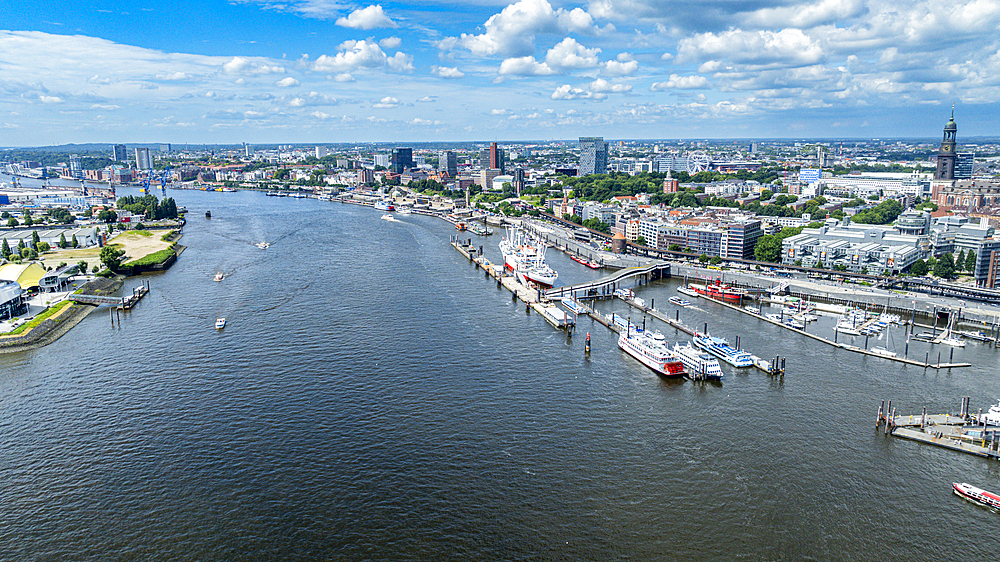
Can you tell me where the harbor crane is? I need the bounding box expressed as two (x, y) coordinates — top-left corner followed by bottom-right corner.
(140, 167), (172, 197)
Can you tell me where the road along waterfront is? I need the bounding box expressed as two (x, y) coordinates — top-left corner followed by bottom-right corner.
(2, 187), (1000, 560)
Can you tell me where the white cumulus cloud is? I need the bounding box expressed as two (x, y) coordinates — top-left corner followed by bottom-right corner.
(336, 5), (397, 29)
(590, 78), (631, 93)
(441, 0), (601, 58)
(223, 56), (285, 75)
(651, 74), (711, 90)
(379, 36), (401, 49)
(312, 39), (412, 73)
(276, 77), (300, 87)
(373, 96), (399, 108)
(499, 56), (556, 75)
(551, 84), (590, 99)
(545, 37), (601, 69)
(431, 65), (465, 78)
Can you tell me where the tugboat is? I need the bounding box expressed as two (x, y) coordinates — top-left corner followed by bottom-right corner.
(206, 210), (212, 218)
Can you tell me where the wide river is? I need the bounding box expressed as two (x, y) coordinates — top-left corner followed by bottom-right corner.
(3, 187), (1000, 559)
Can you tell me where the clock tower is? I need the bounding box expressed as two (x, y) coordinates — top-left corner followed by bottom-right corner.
(935, 106), (957, 180)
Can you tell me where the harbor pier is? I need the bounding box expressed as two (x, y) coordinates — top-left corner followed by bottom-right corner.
(672, 285), (971, 370)
(876, 397), (1000, 460)
(451, 237), (575, 330)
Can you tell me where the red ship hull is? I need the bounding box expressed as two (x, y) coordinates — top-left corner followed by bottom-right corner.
(690, 284), (745, 302)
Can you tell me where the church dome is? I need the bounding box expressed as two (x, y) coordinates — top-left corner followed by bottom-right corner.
(945, 117), (957, 131)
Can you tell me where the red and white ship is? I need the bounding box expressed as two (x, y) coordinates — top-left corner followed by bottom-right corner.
(688, 280), (747, 303)
(953, 482), (1000, 510)
(618, 326), (686, 377)
(499, 226), (558, 287)
(570, 255), (601, 269)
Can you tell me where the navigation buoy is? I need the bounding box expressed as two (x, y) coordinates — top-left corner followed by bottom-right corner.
(585, 332), (591, 354)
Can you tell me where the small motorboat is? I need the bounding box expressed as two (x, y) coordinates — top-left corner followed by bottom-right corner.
(256, 242), (269, 249)
(215, 318), (227, 329)
(214, 272), (225, 282)
(669, 296), (691, 307)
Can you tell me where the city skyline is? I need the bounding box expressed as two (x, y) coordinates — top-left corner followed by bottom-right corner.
(2, 0), (1000, 146)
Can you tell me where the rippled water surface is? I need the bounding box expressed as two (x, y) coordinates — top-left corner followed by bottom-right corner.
(3, 189), (1000, 560)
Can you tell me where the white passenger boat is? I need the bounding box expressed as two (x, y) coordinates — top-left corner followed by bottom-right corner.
(618, 328), (686, 377)
(981, 400), (1000, 425)
(374, 200), (395, 211)
(215, 318), (226, 329)
(669, 296), (691, 307)
(953, 482), (1000, 510)
(692, 335), (754, 368)
(673, 342), (724, 381)
(614, 288), (635, 300)
(560, 297), (590, 315)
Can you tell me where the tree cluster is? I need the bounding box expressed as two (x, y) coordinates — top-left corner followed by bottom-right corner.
(849, 199), (903, 225)
(116, 195), (179, 221)
(753, 226), (805, 263)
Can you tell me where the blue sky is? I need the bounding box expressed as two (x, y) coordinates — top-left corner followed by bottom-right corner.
(1, 0), (999, 145)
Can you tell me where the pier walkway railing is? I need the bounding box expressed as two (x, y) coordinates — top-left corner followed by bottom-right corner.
(545, 262), (670, 300)
(68, 294), (125, 306)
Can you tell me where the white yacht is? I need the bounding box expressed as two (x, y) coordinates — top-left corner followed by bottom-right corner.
(869, 346), (897, 358)
(215, 318), (227, 329)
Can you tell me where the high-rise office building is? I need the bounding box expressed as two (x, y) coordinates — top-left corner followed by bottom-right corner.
(934, 108), (957, 180)
(135, 147), (151, 170)
(68, 154), (83, 179)
(439, 150), (457, 177)
(579, 137), (608, 175)
(478, 143), (505, 173)
(489, 142), (505, 173)
(513, 167), (525, 196)
(955, 152), (975, 180)
(159, 143), (171, 153)
(112, 144), (128, 161)
(390, 147), (413, 174)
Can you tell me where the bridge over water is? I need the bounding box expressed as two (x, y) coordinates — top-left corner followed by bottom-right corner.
(545, 262), (671, 300)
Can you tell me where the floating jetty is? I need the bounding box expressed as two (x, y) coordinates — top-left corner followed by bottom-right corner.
(451, 237), (575, 330)
(618, 297), (784, 375)
(682, 286), (971, 370)
(877, 397), (1000, 460)
(69, 280), (150, 311)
